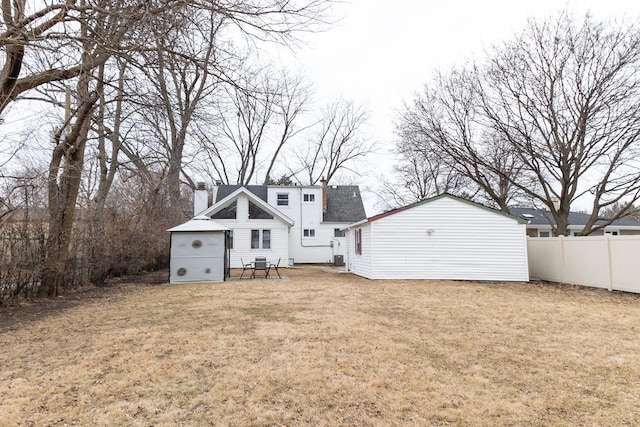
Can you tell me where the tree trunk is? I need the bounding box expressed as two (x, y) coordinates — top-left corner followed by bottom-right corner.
(40, 64), (97, 296)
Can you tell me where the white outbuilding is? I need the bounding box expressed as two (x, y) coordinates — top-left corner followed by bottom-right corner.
(342, 194), (529, 281)
(167, 215), (229, 283)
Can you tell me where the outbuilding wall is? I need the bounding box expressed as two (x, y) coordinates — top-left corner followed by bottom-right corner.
(346, 197), (529, 281)
(170, 231), (226, 283)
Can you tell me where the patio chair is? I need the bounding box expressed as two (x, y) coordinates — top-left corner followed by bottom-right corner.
(269, 258), (282, 279)
(240, 258), (253, 279)
(251, 256), (270, 279)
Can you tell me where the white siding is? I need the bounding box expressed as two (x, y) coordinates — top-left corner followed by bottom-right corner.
(267, 186), (347, 264)
(350, 196), (528, 281)
(214, 194), (288, 268)
(348, 225), (373, 278)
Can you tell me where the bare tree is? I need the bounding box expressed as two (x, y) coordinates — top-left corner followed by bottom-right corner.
(394, 69), (527, 212)
(262, 73), (313, 184)
(480, 12), (640, 235)
(200, 70), (312, 185)
(2, 0), (335, 296)
(396, 13), (640, 234)
(41, 15), (100, 296)
(375, 136), (469, 210)
(292, 98), (373, 185)
(0, 0), (162, 116)
(129, 6), (227, 217)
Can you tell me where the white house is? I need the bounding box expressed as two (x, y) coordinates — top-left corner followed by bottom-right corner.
(195, 181), (366, 268)
(342, 194), (529, 281)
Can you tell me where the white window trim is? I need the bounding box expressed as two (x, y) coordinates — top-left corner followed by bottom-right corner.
(276, 193), (289, 206)
(303, 193), (316, 203)
(251, 229), (272, 249)
(303, 228), (316, 238)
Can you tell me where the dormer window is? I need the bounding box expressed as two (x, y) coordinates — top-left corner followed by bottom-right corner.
(303, 193), (316, 203)
(277, 193), (289, 206)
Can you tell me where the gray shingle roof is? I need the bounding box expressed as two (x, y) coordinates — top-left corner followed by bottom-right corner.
(510, 207), (640, 227)
(215, 185), (268, 203)
(324, 185), (367, 223)
(214, 184), (366, 223)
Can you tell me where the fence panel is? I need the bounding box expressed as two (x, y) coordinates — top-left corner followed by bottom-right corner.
(609, 237), (640, 293)
(528, 236), (640, 294)
(527, 238), (563, 282)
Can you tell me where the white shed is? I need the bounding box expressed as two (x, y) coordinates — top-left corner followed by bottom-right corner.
(167, 216), (229, 283)
(342, 194), (529, 281)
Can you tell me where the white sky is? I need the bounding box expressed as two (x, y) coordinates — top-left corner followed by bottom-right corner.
(283, 0), (640, 213)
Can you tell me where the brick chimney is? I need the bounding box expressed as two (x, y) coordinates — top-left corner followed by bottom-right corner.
(320, 177), (328, 213)
(194, 182), (209, 215)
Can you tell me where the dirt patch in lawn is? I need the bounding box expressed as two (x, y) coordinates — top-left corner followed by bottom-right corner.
(1, 267), (639, 426)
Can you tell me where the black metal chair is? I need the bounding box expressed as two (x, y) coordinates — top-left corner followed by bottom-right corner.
(251, 256), (270, 279)
(240, 258), (253, 279)
(269, 258), (282, 279)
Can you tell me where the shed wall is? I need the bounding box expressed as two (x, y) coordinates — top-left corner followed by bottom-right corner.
(170, 231), (226, 283)
(349, 197), (528, 281)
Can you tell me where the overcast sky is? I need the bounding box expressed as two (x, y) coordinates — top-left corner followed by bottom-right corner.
(281, 0), (640, 213)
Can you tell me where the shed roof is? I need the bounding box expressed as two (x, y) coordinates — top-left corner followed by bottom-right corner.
(167, 215), (229, 232)
(343, 193), (527, 229)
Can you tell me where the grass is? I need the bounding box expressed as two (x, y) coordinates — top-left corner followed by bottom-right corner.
(1, 267), (640, 426)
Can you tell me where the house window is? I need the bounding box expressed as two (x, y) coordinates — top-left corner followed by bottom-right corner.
(303, 193), (315, 203)
(211, 200), (237, 219)
(334, 228), (345, 237)
(249, 201), (273, 219)
(303, 229), (316, 238)
(263, 229), (271, 249)
(277, 193), (289, 206)
(538, 231), (550, 238)
(355, 229), (362, 255)
(251, 229), (271, 249)
(226, 230), (233, 249)
(251, 229), (260, 249)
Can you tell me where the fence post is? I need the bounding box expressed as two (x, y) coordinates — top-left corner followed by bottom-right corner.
(605, 234), (613, 292)
(559, 235), (565, 284)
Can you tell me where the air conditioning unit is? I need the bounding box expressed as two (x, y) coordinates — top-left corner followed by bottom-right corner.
(334, 255), (344, 267)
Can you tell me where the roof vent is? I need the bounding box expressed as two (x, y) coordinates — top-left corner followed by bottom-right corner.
(522, 213), (534, 218)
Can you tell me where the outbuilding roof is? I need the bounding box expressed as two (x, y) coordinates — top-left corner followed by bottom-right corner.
(343, 194), (526, 229)
(167, 215), (229, 232)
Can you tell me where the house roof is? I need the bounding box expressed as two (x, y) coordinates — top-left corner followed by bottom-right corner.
(215, 185), (268, 203)
(324, 185), (367, 223)
(344, 193), (527, 229)
(510, 207), (640, 228)
(167, 215), (229, 232)
(214, 184), (367, 224)
(205, 186), (295, 226)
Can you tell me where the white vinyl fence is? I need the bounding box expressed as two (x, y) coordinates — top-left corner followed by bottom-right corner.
(527, 235), (640, 293)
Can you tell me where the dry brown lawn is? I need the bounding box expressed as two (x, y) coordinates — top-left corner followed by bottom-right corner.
(1, 267), (640, 426)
